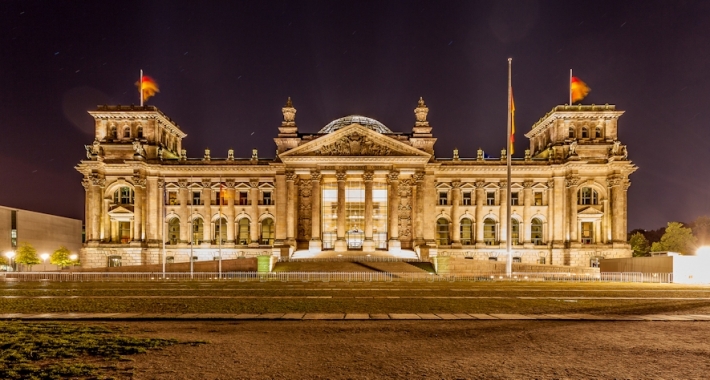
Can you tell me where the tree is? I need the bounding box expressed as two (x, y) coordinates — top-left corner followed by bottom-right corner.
(0, 255), (7, 267)
(15, 242), (41, 271)
(629, 232), (650, 257)
(50, 246), (73, 269)
(690, 215), (710, 246)
(650, 222), (697, 254)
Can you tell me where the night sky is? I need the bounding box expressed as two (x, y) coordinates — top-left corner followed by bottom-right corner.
(2, 0), (709, 230)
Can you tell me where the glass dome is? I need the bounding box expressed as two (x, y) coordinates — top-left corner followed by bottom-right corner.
(319, 115), (392, 134)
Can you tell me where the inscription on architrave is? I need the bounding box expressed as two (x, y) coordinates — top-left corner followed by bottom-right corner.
(314, 132), (406, 156)
(297, 179), (312, 241)
(398, 179), (413, 244)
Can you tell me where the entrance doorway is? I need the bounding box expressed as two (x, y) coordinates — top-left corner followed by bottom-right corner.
(347, 229), (364, 249)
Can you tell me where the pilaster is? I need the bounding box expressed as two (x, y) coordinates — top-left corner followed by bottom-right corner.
(309, 170), (322, 252)
(451, 180), (461, 247)
(363, 170), (375, 251)
(387, 170), (400, 251)
(335, 170), (347, 252)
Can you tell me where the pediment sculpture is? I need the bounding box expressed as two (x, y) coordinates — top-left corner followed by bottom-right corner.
(313, 132), (404, 156)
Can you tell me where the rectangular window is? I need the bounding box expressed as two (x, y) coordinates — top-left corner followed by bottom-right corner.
(462, 192), (472, 206)
(192, 191), (201, 206)
(263, 191), (272, 205)
(211, 190), (219, 206)
(511, 192), (519, 205)
(438, 191), (448, 205)
(119, 222), (131, 243)
(534, 192), (543, 206)
(486, 192), (495, 206)
(108, 256), (122, 267)
(167, 191), (178, 205)
(538, 257), (546, 265)
(11, 210), (17, 248)
(581, 222), (594, 244)
(238, 192), (249, 205)
(513, 257), (522, 263)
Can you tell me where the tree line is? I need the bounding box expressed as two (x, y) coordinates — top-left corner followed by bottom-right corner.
(1, 243), (78, 271)
(628, 216), (710, 256)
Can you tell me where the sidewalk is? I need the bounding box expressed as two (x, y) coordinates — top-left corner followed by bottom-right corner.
(2, 312), (710, 321)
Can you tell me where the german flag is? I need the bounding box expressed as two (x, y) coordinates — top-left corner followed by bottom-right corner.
(137, 75), (160, 102)
(570, 77), (590, 103)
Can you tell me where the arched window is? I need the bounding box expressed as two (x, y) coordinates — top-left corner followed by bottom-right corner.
(137, 126), (144, 139)
(531, 218), (544, 245)
(460, 218), (473, 245)
(261, 218), (275, 245)
(213, 217), (227, 243)
(436, 218), (450, 246)
(511, 219), (520, 245)
(578, 187), (599, 205)
(483, 218), (497, 245)
(237, 218), (250, 245)
(192, 218), (204, 244)
(595, 127), (602, 138)
(113, 187), (134, 205)
(568, 127), (575, 139)
(110, 126), (117, 139)
(581, 127), (589, 139)
(123, 126), (131, 138)
(168, 218), (180, 245)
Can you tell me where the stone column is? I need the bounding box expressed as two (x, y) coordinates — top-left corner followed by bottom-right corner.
(81, 178), (92, 241)
(363, 170), (375, 251)
(179, 180), (189, 243)
(551, 178), (565, 246)
(145, 177), (158, 243)
(422, 172), (437, 244)
(451, 181), (461, 247)
(133, 177), (145, 241)
(387, 170), (401, 251)
(286, 171), (296, 246)
(566, 176), (579, 243)
(335, 170), (347, 252)
(309, 170), (322, 251)
(274, 172), (287, 245)
(201, 180), (212, 243)
(602, 198), (609, 243)
(249, 179), (260, 246)
(413, 171), (424, 246)
(89, 175), (103, 241)
(499, 181), (508, 243)
(157, 179), (165, 244)
(523, 180), (533, 244)
(474, 180), (485, 245)
(225, 180), (235, 243)
(608, 176), (628, 243)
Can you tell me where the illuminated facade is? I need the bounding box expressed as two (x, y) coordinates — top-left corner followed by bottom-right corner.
(77, 99), (636, 268)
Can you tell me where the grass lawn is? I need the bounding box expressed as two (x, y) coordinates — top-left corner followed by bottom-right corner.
(2, 281), (710, 315)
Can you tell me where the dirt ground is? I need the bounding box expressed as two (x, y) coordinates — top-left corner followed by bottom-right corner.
(110, 320), (710, 379)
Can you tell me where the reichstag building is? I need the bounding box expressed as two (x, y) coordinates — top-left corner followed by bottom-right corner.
(77, 98), (636, 268)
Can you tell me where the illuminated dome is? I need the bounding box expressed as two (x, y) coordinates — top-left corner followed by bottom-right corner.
(319, 115), (392, 134)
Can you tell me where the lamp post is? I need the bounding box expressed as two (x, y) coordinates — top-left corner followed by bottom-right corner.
(40, 253), (49, 271)
(69, 254), (78, 268)
(5, 251), (16, 272)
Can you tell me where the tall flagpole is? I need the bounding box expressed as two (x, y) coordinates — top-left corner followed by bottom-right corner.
(506, 58), (513, 277)
(140, 70), (144, 107)
(162, 177), (166, 279)
(190, 176), (194, 279)
(218, 177), (222, 280)
(567, 69), (572, 105)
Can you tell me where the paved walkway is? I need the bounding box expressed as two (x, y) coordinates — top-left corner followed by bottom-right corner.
(2, 312), (710, 321)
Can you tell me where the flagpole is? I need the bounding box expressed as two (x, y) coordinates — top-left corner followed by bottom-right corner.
(506, 58), (513, 278)
(140, 70), (144, 107)
(190, 176), (194, 279)
(218, 176), (222, 280)
(162, 177), (166, 279)
(567, 69), (572, 105)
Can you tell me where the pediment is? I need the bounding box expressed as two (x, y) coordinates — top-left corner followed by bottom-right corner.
(108, 205), (134, 221)
(577, 206), (603, 215)
(280, 124), (430, 159)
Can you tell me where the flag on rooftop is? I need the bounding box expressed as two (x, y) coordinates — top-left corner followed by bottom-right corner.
(136, 72), (159, 105)
(570, 76), (590, 103)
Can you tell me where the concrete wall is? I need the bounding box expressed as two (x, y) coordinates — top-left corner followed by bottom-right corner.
(0, 206), (82, 257)
(599, 256), (673, 273)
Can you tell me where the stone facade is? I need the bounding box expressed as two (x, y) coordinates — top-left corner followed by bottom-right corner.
(77, 100), (636, 268)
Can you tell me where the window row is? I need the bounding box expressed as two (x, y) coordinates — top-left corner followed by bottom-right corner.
(436, 217), (545, 246)
(167, 217), (275, 246)
(166, 190), (273, 206)
(437, 190), (545, 206)
(568, 126), (603, 139)
(109, 125), (144, 140)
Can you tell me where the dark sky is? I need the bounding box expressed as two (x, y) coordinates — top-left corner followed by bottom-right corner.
(2, 0), (709, 230)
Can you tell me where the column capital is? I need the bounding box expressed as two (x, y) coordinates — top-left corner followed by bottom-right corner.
(335, 170), (347, 182)
(606, 175), (622, 188)
(285, 170), (296, 182)
(201, 179), (212, 188)
(451, 180), (461, 189)
(362, 170), (374, 182)
(565, 175), (580, 188)
(500, 181), (508, 189)
(224, 179), (236, 189)
(413, 171), (424, 182)
(133, 176), (146, 188)
(388, 170), (399, 182)
(249, 178), (259, 188)
(158, 179), (166, 189)
(90, 173), (105, 187)
(310, 170), (322, 182)
(474, 179), (486, 188)
(547, 179), (555, 189)
(82, 177), (91, 191)
(178, 179), (188, 188)
(523, 180), (534, 189)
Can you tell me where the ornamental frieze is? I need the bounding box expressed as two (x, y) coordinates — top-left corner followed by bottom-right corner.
(313, 132), (404, 156)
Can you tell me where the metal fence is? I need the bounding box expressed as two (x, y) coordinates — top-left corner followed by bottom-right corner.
(0, 271), (673, 283)
(277, 256), (421, 263)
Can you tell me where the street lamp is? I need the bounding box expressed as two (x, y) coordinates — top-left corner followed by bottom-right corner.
(5, 251), (16, 272)
(69, 254), (78, 267)
(40, 253), (49, 271)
